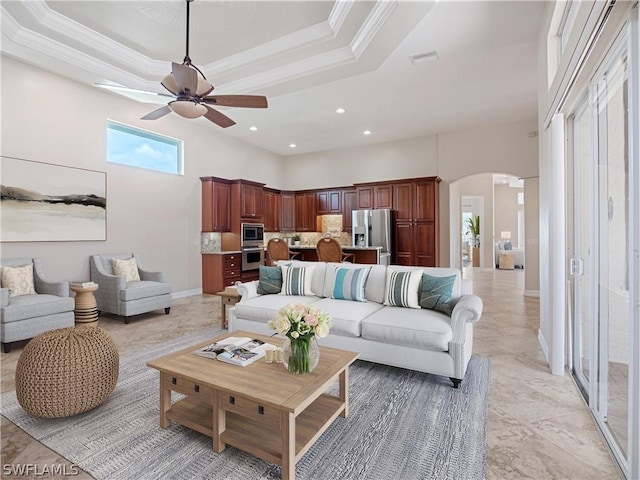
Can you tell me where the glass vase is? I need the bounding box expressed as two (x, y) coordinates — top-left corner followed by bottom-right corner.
(282, 336), (319, 374)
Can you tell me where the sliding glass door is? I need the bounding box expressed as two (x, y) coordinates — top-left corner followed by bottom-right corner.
(569, 24), (637, 476)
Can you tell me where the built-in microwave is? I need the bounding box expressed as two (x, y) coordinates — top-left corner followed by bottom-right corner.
(241, 223), (264, 247)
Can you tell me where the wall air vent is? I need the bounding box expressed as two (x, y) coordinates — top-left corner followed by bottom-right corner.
(409, 50), (439, 65)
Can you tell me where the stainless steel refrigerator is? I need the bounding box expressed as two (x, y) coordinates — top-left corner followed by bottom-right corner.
(352, 209), (392, 265)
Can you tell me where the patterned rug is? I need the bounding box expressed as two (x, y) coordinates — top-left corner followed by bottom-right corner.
(1, 327), (490, 480)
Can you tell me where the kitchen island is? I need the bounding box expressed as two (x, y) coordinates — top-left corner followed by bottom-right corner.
(289, 245), (384, 264)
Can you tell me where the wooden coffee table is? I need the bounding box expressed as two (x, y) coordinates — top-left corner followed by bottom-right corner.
(147, 330), (359, 480)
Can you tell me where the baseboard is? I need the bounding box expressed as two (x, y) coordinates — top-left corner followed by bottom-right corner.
(524, 290), (540, 297)
(538, 329), (550, 363)
(172, 288), (203, 299)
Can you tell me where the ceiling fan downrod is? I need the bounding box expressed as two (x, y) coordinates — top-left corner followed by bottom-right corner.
(182, 0), (206, 80)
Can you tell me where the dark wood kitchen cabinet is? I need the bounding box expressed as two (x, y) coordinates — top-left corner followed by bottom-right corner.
(280, 191), (296, 232)
(200, 177), (231, 232)
(263, 188), (281, 232)
(356, 183), (392, 209)
(236, 181), (264, 220)
(295, 192), (316, 231)
(342, 188), (358, 232)
(316, 190), (342, 215)
(393, 177), (440, 267)
(202, 253), (241, 294)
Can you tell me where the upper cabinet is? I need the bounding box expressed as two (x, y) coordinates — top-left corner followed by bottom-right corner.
(237, 181), (264, 220)
(200, 177), (231, 232)
(295, 192), (316, 231)
(356, 183), (393, 209)
(342, 189), (358, 232)
(263, 189), (281, 232)
(280, 192), (296, 232)
(316, 190), (342, 215)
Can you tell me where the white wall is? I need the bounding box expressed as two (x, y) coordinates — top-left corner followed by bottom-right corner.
(524, 177), (540, 296)
(0, 56), (285, 294)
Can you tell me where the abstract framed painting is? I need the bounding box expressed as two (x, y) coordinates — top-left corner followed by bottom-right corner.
(0, 157), (106, 242)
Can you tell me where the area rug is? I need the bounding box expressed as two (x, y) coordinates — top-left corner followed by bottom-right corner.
(1, 326), (490, 480)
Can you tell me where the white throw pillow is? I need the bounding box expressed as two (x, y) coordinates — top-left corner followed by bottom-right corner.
(279, 264), (316, 296)
(1, 264), (36, 297)
(111, 257), (140, 282)
(383, 269), (422, 309)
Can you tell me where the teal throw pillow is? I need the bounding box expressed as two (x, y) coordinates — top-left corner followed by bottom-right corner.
(256, 265), (282, 295)
(419, 273), (456, 315)
(332, 266), (372, 302)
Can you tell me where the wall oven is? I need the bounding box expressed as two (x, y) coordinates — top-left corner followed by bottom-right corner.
(242, 248), (264, 271)
(241, 223), (264, 248)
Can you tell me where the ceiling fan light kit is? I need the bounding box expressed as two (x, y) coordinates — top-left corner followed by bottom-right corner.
(169, 100), (207, 119)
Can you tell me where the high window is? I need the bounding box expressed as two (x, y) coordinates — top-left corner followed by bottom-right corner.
(106, 120), (183, 175)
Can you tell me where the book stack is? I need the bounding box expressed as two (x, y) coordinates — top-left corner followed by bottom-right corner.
(193, 336), (272, 367)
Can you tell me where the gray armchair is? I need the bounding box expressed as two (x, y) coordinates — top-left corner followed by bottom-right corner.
(89, 253), (172, 324)
(1, 258), (75, 353)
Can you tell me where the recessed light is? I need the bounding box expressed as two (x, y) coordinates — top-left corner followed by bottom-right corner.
(336, 108), (346, 114)
(249, 126), (257, 131)
(289, 143), (297, 148)
(363, 130), (371, 135)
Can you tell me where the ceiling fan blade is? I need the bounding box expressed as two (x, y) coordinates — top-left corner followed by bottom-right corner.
(161, 74), (179, 95)
(204, 106), (236, 128)
(141, 105), (172, 120)
(202, 95), (268, 108)
(171, 62), (198, 95)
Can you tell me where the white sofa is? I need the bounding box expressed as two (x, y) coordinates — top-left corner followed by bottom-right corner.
(495, 242), (524, 268)
(228, 261), (483, 388)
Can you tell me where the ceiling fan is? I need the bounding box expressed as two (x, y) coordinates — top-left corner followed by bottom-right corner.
(98, 0), (267, 128)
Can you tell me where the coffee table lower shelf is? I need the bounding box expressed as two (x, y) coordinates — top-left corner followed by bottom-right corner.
(166, 393), (345, 466)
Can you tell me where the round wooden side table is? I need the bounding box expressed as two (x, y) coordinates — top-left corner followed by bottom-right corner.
(70, 283), (99, 326)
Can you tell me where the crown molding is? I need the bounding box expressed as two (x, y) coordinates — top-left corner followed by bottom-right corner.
(351, 0), (397, 59)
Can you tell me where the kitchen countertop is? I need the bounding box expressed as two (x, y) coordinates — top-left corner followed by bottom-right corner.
(289, 245), (383, 250)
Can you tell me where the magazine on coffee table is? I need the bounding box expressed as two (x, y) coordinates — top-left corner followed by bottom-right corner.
(193, 337), (271, 366)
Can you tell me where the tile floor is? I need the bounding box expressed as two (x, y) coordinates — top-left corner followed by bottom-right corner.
(0, 269), (622, 479)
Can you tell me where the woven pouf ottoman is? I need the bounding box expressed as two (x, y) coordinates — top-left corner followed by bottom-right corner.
(15, 326), (119, 418)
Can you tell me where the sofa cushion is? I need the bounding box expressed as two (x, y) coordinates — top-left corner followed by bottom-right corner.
(387, 265), (462, 299)
(280, 264), (316, 296)
(383, 270), (422, 309)
(1, 264), (36, 297)
(419, 273), (456, 315)
(256, 265), (282, 295)
(361, 306), (452, 351)
(322, 263), (387, 303)
(234, 294), (321, 324)
(313, 298), (383, 337)
(119, 281), (171, 301)
(331, 266), (371, 302)
(111, 257), (140, 282)
(1, 294), (75, 323)
(277, 260), (326, 297)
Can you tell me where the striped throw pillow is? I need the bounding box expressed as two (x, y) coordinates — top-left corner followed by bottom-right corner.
(383, 270), (422, 309)
(331, 266), (372, 302)
(279, 265), (316, 296)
